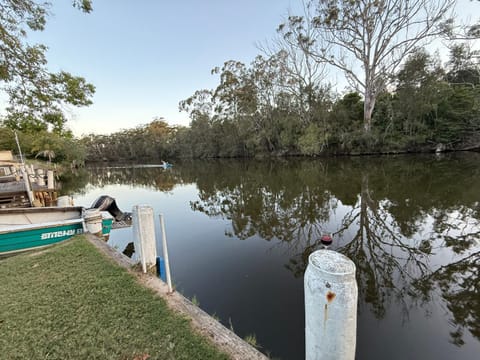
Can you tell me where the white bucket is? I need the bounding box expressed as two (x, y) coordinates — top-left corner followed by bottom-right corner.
(57, 195), (73, 207)
(84, 209), (103, 235)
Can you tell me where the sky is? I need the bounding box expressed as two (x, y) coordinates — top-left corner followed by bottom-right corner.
(20, 0), (480, 136)
(26, 0), (300, 136)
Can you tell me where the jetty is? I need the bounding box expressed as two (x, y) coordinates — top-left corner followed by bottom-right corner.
(0, 150), (60, 208)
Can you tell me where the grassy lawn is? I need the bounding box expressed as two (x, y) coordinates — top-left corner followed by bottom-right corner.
(0, 236), (229, 360)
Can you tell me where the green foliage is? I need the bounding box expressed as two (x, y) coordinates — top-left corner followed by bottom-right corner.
(72, 0), (93, 13)
(1, 127), (85, 164)
(0, 126), (16, 150)
(80, 119), (177, 161)
(0, 0), (95, 133)
(176, 52), (336, 157)
(331, 92), (364, 131)
(446, 43), (480, 85)
(299, 123), (325, 155)
(434, 84), (479, 143)
(191, 295), (200, 306)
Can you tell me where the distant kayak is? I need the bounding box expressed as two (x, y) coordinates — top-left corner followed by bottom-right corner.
(160, 161), (173, 169)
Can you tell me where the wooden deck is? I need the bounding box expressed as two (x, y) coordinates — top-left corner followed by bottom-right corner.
(0, 180), (58, 208)
(0, 181), (29, 208)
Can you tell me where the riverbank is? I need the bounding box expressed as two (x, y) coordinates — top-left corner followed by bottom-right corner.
(0, 236), (264, 359)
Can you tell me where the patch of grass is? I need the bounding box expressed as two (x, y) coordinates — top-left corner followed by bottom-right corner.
(0, 236), (228, 360)
(191, 295), (200, 306)
(228, 318), (235, 332)
(244, 334), (260, 349)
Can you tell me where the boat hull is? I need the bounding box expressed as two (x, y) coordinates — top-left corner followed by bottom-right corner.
(0, 207), (115, 255)
(0, 219), (84, 255)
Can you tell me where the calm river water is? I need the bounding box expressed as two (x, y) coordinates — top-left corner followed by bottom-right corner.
(67, 153), (480, 360)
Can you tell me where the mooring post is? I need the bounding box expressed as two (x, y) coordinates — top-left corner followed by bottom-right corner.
(159, 214), (173, 293)
(47, 170), (55, 190)
(305, 250), (357, 360)
(20, 168), (34, 206)
(36, 168), (45, 186)
(132, 205), (157, 273)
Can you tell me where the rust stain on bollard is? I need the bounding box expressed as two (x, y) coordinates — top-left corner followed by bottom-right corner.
(326, 291), (336, 303)
(323, 292), (336, 329)
(324, 304), (328, 330)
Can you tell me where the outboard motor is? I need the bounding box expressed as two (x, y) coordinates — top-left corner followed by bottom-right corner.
(90, 195), (131, 222)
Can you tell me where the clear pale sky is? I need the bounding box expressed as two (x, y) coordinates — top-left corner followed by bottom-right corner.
(27, 0), (478, 136)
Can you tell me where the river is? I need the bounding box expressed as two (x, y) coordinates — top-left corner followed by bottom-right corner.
(67, 153), (480, 360)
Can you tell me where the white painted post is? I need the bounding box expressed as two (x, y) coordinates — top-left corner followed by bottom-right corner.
(305, 250), (357, 360)
(159, 214), (173, 293)
(14, 131), (24, 164)
(132, 205), (157, 273)
(36, 168), (45, 186)
(47, 170), (55, 190)
(20, 168), (34, 206)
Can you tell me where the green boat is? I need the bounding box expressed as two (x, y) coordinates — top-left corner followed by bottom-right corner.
(0, 207), (113, 255)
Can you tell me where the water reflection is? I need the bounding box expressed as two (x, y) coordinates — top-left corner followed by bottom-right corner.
(68, 154), (480, 359)
(185, 155), (480, 346)
(64, 163), (184, 194)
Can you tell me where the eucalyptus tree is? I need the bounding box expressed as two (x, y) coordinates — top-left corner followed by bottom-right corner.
(179, 89), (215, 123)
(445, 43), (480, 85)
(179, 89), (222, 157)
(281, 0), (458, 132)
(0, 0), (95, 133)
(394, 50), (446, 140)
(271, 7), (331, 127)
(211, 60), (257, 120)
(249, 54), (294, 152)
(436, 43), (480, 149)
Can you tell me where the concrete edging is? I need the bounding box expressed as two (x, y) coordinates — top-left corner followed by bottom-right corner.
(86, 234), (268, 360)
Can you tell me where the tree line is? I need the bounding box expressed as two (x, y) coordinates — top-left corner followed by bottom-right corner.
(80, 44), (479, 162)
(76, 0), (480, 161)
(175, 45), (479, 157)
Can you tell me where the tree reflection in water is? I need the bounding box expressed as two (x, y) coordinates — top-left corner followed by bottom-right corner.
(67, 155), (480, 347)
(185, 155), (480, 345)
(65, 163), (185, 194)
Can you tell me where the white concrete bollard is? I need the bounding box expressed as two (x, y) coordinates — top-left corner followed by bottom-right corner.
(132, 205), (157, 273)
(47, 170), (55, 189)
(305, 250), (357, 360)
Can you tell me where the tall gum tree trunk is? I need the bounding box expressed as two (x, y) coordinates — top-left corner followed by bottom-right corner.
(364, 91), (376, 133)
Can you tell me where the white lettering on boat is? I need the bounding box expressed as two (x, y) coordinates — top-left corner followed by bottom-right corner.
(40, 228), (83, 240)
